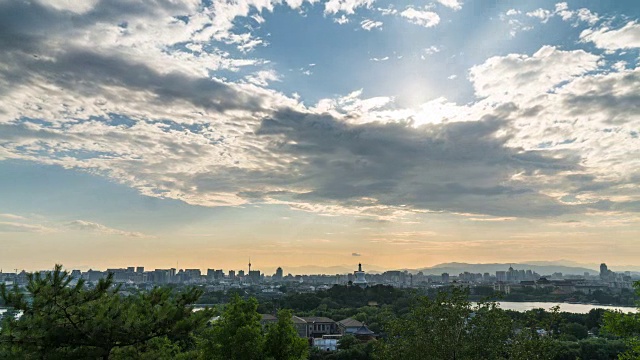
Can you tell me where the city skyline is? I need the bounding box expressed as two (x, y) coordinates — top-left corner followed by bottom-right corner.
(2, 259), (639, 276)
(1, 0), (640, 270)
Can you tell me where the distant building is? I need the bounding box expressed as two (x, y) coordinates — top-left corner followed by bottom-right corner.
(353, 263), (367, 287)
(441, 273), (450, 283)
(313, 338), (338, 352)
(302, 317), (338, 338)
(214, 269), (224, 280)
(207, 269), (216, 279)
(274, 267), (284, 280)
(496, 271), (506, 282)
(249, 270), (261, 283)
(136, 267), (144, 274)
(338, 318), (374, 336)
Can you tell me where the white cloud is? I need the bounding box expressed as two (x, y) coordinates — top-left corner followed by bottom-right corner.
(526, 9), (552, 23)
(334, 15), (350, 24)
(360, 19), (383, 31)
(66, 220), (151, 238)
(324, 0), (374, 15)
(580, 22), (640, 50)
(469, 45), (600, 102)
(370, 56), (389, 61)
(435, 0), (462, 11)
(0, 213), (26, 220)
(400, 7), (440, 28)
(377, 6), (397, 15)
(552, 2), (599, 25)
(245, 69), (281, 87)
(424, 46), (441, 55)
(575, 8), (599, 25)
(505, 9), (520, 16)
(0, 221), (54, 233)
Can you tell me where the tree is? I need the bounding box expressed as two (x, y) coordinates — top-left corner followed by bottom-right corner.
(603, 281), (640, 360)
(264, 309), (308, 360)
(376, 287), (513, 360)
(199, 294), (264, 360)
(0, 265), (212, 360)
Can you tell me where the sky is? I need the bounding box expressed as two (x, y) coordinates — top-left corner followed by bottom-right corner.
(0, 0), (639, 274)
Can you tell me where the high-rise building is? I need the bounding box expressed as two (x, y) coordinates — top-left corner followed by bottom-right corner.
(215, 269), (224, 280)
(249, 270), (261, 283)
(441, 273), (450, 283)
(496, 271), (507, 282)
(136, 267), (144, 274)
(228, 270), (236, 279)
(238, 270), (245, 277)
(600, 263), (608, 279)
(274, 267), (283, 280)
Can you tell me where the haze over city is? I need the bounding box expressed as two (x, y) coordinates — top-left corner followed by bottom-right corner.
(1, 0), (639, 272)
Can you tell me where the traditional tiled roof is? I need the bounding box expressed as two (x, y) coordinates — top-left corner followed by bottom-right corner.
(291, 315), (308, 324)
(301, 317), (335, 323)
(338, 318), (363, 328)
(354, 325), (375, 336)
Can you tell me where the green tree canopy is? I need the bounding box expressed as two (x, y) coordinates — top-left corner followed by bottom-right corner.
(264, 309), (308, 360)
(199, 294), (264, 360)
(603, 281), (640, 360)
(0, 265), (213, 360)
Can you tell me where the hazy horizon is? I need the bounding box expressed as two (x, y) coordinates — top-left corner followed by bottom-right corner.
(1, 0), (639, 271)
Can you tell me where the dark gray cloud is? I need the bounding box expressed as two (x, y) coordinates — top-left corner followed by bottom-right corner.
(0, 0), (267, 113)
(255, 109), (585, 217)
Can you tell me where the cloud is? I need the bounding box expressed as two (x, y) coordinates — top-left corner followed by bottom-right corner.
(324, 0), (374, 15)
(526, 9), (552, 23)
(65, 220), (150, 238)
(245, 70), (281, 87)
(469, 46), (600, 102)
(352, 252), (361, 256)
(0, 213), (26, 220)
(256, 108), (583, 218)
(360, 19), (383, 31)
(580, 21), (640, 50)
(334, 15), (350, 24)
(400, 8), (440, 28)
(0, 221), (54, 233)
(424, 46), (441, 55)
(435, 0), (462, 11)
(0, 0), (638, 225)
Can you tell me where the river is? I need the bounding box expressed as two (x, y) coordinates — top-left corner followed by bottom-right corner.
(1, 302), (636, 316)
(495, 301), (636, 314)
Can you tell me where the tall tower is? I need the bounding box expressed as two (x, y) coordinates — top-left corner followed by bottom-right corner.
(354, 263), (367, 288)
(248, 257), (252, 273)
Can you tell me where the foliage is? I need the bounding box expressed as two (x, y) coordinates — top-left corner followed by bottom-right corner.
(264, 309), (309, 360)
(199, 294), (264, 360)
(376, 287), (515, 360)
(603, 281), (640, 360)
(0, 265), (212, 360)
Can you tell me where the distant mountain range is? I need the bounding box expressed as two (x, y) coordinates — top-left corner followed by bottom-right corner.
(269, 261), (640, 276)
(412, 262), (599, 276)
